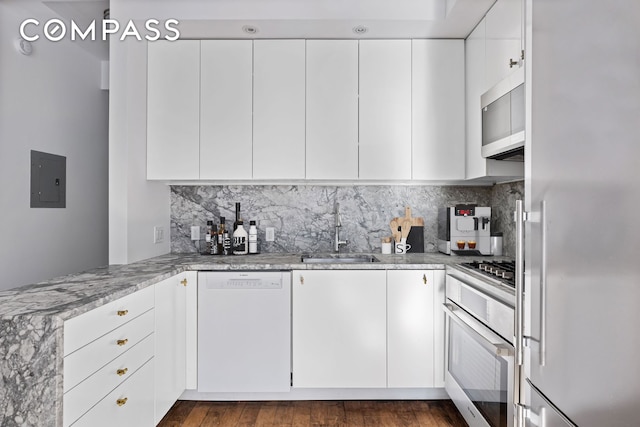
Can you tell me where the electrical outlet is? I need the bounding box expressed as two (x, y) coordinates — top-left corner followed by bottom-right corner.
(190, 226), (200, 241)
(154, 226), (164, 244)
(265, 227), (275, 242)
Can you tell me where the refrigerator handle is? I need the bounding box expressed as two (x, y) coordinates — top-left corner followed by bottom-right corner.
(540, 200), (547, 366)
(515, 200), (525, 366)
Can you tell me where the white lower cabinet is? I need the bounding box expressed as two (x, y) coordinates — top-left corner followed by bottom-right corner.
(71, 359), (155, 427)
(387, 270), (445, 388)
(154, 271), (196, 424)
(292, 269), (445, 390)
(292, 270), (387, 388)
(64, 272), (197, 427)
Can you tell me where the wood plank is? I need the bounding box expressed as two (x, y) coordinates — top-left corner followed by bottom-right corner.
(159, 400), (468, 427)
(344, 401), (365, 427)
(182, 401), (212, 427)
(158, 400), (198, 427)
(216, 401), (246, 427)
(238, 401), (262, 427)
(273, 400), (295, 427)
(291, 400), (311, 427)
(255, 401), (279, 427)
(199, 402), (229, 427)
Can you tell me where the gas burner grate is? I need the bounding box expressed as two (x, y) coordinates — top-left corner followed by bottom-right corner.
(460, 261), (516, 288)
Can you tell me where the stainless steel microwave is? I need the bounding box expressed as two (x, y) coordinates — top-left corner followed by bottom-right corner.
(481, 67), (525, 161)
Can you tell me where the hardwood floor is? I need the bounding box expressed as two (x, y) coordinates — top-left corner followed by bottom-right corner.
(157, 400), (468, 427)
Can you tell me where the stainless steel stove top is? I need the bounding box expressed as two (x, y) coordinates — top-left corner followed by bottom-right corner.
(458, 260), (516, 288)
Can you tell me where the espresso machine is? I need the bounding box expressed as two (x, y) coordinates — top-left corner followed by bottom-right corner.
(437, 204), (491, 255)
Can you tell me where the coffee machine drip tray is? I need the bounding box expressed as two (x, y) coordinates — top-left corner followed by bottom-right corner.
(451, 249), (484, 256)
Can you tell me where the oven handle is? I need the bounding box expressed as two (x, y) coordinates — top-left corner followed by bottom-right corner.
(443, 303), (513, 358)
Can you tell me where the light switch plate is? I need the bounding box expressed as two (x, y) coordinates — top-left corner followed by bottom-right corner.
(154, 226), (165, 244)
(265, 227), (275, 242)
(190, 226), (200, 241)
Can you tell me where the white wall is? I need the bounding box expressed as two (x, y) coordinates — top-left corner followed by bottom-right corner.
(108, 1), (171, 264)
(0, 1), (109, 290)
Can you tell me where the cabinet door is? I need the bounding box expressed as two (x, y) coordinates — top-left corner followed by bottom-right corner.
(306, 40), (359, 180)
(387, 270), (435, 388)
(412, 40), (465, 180)
(485, 0), (523, 89)
(154, 273), (187, 424)
(359, 40), (412, 180)
(253, 40), (306, 179)
(465, 20), (488, 180)
(200, 40), (253, 179)
(465, 18), (525, 180)
(292, 270), (387, 388)
(147, 40), (200, 180)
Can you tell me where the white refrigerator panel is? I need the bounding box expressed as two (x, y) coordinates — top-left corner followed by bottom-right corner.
(523, 1), (640, 426)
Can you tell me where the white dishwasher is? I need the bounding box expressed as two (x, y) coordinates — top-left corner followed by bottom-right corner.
(197, 271), (291, 393)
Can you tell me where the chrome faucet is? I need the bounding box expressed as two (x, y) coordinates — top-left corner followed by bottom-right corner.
(334, 203), (348, 252)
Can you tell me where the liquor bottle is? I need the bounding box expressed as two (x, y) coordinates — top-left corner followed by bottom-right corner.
(233, 220), (248, 255)
(205, 220), (213, 254)
(210, 224), (219, 255)
(233, 202), (241, 231)
(217, 217), (226, 255)
(248, 220), (258, 254)
(222, 230), (231, 255)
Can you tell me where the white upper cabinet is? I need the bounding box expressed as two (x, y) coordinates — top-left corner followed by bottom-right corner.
(485, 0), (524, 90)
(147, 40), (200, 180)
(466, 14), (524, 180)
(253, 40), (306, 180)
(305, 40), (359, 180)
(200, 40), (253, 180)
(412, 40), (465, 180)
(359, 40), (412, 181)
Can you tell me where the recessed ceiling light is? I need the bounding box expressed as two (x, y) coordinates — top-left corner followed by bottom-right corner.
(242, 25), (259, 35)
(353, 25), (368, 35)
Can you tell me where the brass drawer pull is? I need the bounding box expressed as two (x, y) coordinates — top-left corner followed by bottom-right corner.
(300, 276), (304, 285)
(117, 310), (129, 317)
(423, 274), (428, 285)
(180, 278), (188, 287)
(116, 339), (128, 346)
(116, 368), (128, 376)
(116, 397), (128, 407)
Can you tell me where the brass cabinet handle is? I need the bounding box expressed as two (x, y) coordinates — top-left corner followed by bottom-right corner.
(116, 397), (128, 407)
(117, 310), (129, 317)
(116, 339), (128, 346)
(300, 275), (304, 285)
(180, 278), (188, 287)
(116, 368), (128, 376)
(423, 274), (428, 285)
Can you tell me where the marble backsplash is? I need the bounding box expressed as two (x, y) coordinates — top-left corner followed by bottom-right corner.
(171, 181), (524, 257)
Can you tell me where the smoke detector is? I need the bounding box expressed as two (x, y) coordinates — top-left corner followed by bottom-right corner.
(242, 25), (259, 35)
(352, 25), (369, 35)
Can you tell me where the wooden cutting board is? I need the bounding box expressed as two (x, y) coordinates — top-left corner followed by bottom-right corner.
(389, 206), (424, 244)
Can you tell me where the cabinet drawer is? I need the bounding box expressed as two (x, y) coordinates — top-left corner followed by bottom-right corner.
(64, 309), (154, 392)
(64, 334), (154, 427)
(65, 286), (154, 356)
(70, 359), (155, 427)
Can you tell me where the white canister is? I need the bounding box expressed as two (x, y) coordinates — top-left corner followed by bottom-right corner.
(490, 233), (503, 256)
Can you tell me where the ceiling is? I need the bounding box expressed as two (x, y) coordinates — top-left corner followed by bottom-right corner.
(39, 0), (496, 60)
(118, 0), (496, 39)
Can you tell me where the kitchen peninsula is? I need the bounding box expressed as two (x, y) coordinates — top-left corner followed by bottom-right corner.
(0, 252), (510, 427)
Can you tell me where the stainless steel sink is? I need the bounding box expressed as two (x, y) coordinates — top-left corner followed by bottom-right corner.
(300, 254), (380, 264)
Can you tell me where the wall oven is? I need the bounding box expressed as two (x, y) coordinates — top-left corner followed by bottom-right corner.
(444, 264), (517, 427)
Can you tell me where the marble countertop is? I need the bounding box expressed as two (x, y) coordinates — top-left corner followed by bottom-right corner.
(0, 252), (508, 321)
(0, 251), (509, 427)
